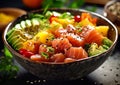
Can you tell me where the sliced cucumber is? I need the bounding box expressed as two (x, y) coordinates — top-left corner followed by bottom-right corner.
(31, 19), (40, 27)
(14, 24), (22, 29)
(25, 19), (32, 28)
(20, 21), (26, 29)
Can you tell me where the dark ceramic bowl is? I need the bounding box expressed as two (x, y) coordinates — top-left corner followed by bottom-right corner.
(3, 8), (118, 81)
(103, 0), (120, 34)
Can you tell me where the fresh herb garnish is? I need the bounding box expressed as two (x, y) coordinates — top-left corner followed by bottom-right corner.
(42, 0), (86, 14)
(41, 52), (49, 59)
(0, 46), (19, 82)
(47, 47), (54, 53)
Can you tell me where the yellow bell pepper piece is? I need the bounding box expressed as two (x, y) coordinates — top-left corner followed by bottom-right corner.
(78, 18), (94, 27)
(22, 40), (35, 52)
(49, 21), (63, 33)
(95, 26), (109, 37)
(33, 31), (54, 44)
(52, 17), (74, 28)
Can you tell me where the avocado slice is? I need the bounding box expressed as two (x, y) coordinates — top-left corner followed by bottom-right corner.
(8, 35), (26, 50)
(14, 42), (24, 50)
(7, 29), (31, 42)
(11, 35), (26, 46)
(6, 28), (15, 37)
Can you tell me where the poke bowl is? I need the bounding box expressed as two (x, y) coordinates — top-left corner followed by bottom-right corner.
(3, 8), (118, 81)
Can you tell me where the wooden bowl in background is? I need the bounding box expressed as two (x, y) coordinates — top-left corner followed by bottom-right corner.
(0, 7), (27, 32)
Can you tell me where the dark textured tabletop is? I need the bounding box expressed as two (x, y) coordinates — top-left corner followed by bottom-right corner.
(0, 0), (120, 85)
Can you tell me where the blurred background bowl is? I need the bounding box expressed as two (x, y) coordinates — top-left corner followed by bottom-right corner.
(3, 8), (118, 81)
(103, 0), (120, 34)
(0, 7), (27, 33)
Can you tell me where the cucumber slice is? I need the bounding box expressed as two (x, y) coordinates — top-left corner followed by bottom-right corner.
(25, 19), (32, 28)
(20, 21), (26, 29)
(14, 24), (22, 29)
(31, 19), (40, 27)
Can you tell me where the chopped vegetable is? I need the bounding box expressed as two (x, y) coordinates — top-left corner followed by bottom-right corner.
(102, 37), (113, 47)
(95, 26), (109, 37)
(88, 43), (106, 56)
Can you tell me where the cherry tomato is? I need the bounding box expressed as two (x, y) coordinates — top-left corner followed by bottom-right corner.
(19, 49), (34, 58)
(49, 15), (56, 23)
(74, 15), (81, 22)
(19, 48), (27, 54)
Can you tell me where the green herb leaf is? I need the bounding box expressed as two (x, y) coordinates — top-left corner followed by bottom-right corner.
(47, 47), (54, 53)
(41, 52), (49, 59)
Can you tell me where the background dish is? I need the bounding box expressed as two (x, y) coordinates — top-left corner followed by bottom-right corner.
(0, 7), (26, 32)
(103, 0), (120, 34)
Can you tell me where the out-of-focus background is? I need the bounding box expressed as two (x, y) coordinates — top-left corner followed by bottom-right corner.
(0, 0), (110, 11)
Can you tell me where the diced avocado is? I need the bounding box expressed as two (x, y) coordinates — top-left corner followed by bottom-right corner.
(88, 43), (107, 56)
(102, 37), (113, 47)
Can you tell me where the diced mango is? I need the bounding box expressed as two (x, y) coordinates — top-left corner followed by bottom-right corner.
(95, 26), (109, 37)
(33, 31), (54, 44)
(49, 21), (63, 33)
(52, 17), (74, 28)
(78, 18), (94, 27)
(22, 40), (35, 52)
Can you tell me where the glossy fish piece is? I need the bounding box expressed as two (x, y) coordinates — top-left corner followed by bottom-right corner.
(79, 25), (104, 45)
(65, 47), (88, 59)
(52, 38), (72, 53)
(66, 33), (85, 47)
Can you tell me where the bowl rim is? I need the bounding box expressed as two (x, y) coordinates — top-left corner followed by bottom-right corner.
(3, 8), (118, 65)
